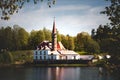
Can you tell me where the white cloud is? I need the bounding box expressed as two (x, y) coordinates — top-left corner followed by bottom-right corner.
(55, 6), (109, 36)
(0, 4), (109, 36)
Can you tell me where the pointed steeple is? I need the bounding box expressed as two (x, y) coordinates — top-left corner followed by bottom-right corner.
(52, 17), (57, 51)
(52, 17), (56, 34)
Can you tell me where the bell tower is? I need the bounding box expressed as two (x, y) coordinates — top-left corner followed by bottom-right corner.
(52, 17), (57, 51)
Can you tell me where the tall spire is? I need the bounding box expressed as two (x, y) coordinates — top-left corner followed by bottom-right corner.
(52, 17), (56, 33)
(52, 17), (57, 51)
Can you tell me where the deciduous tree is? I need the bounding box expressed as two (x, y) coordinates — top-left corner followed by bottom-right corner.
(0, 0), (56, 20)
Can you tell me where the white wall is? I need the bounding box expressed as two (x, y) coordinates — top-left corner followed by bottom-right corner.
(34, 50), (57, 60)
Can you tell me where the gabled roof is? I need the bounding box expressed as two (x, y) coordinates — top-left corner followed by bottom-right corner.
(57, 42), (66, 50)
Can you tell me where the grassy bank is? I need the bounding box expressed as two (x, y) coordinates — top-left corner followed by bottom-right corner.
(31, 64), (88, 67)
(0, 50), (33, 65)
(11, 50), (33, 64)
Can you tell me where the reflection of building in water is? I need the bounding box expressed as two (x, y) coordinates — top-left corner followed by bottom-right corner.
(48, 67), (64, 80)
(33, 19), (80, 61)
(47, 67), (81, 80)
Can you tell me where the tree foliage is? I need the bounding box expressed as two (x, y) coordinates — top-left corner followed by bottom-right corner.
(0, 50), (13, 64)
(43, 27), (51, 41)
(92, 0), (120, 56)
(60, 34), (75, 50)
(75, 32), (100, 54)
(0, 24), (100, 55)
(0, 25), (29, 50)
(0, 0), (56, 20)
(28, 28), (52, 49)
(92, 24), (120, 55)
(91, 0), (120, 65)
(101, 0), (120, 27)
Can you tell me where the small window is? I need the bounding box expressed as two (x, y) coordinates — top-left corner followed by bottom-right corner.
(66, 56), (67, 60)
(44, 51), (46, 55)
(36, 56), (38, 60)
(44, 56), (46, 60)
(35, 51), (37, 55)
(51, 53), (53, 60)
(40, 51), (42, 55)
(74, 56), (76, 60)
(40, 56), (42, 60)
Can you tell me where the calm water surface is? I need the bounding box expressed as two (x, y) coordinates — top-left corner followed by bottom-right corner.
(0, 66), (119, 80)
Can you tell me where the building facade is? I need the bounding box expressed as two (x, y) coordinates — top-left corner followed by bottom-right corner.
(33, 19), (80, 61)
(33, 50), (56, 60)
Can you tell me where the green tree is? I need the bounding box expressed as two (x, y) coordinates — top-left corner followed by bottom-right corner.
(84, 39), (100, 54)
(28, 30), (38, 49)
(61, 35), (68, 49)
(12, 25), (21, 50)
(75, 32), (90, 51)
(0, 27), (5, 50)
(93, 0), (120, 65)
(12, 25), (29, 50)
(67, 35), (75, 50)
(36, 30), (45, 43)
(28, 30), (45, 49)
(0, 0), (56, 20)
(57, 31), (61, 41)
(0, 26), (14, 50)
(0, 51), (13, 64)
(101, 0), (120, 27)
(94, 25), (112, 40)
(43, 27), (51, 41)
(75, 32), (100, 53)
(17, 27), (29, 50)
(4, 27), (13, 50)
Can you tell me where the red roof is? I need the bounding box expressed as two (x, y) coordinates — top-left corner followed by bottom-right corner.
(57, 43), (61, 50)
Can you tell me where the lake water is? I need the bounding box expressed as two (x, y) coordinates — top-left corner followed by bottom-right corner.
(0, 66), (119, 80)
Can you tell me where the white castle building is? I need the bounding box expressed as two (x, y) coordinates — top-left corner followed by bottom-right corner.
(33, 19), (81, 61)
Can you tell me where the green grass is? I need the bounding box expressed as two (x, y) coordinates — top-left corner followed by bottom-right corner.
(32, 64), (88, 67)
(76, 51), (88, 55)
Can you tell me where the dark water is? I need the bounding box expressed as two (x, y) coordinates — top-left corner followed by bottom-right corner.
(0, 66), (119, 80)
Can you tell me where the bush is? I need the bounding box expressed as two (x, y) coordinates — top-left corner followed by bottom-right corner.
(0, 51), (13, 64)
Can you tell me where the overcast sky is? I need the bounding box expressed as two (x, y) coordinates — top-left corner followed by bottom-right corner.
(0, 0), (110, 36)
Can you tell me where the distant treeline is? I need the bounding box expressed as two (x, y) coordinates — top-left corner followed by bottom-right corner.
(0, 24), (120, 64)
(0, 24), (120, 56)
(0, 25), (100, 54)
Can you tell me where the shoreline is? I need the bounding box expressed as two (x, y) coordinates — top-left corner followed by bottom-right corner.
(0, 63), (91, 67)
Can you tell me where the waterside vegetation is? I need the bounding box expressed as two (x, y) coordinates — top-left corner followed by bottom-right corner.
(0, 0), (119, 73)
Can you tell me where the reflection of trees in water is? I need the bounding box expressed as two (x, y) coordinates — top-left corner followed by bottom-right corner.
(111, 69), (120, 80)
(1, 67), (120, 80)
(98, 67), (120, 80)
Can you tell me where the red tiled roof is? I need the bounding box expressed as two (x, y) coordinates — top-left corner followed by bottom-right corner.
(57, 43), (61, 50)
